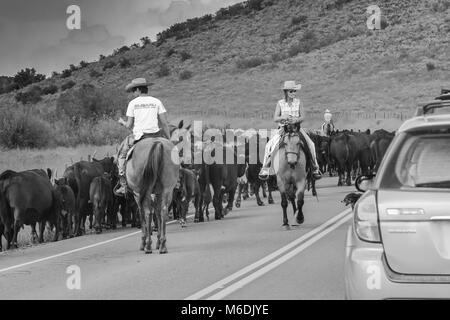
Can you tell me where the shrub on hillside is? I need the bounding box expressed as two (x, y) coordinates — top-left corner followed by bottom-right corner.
(113, 46), (130, 55)
(56, 84), (126, 122)
(89, 69), (103, 78)
(52, 71), (60, 78)
(236, 57), (266, 69)
(119, 57), (131, 68)
(99, 54), (106, 61)
(167, 48), (177, 57)
(180, 51), (192, 61)
(69, 64), (78, 72)
(426, 62), (436, 71)
(430, 0), (450, 12)
(13, 68), (46, 89)
(291, 15), (307, 25)
(156, 64), (170, 78)
(42, 84), (58, 95)
(79, 60), (89, 68)
(179, 70), (193, 80)
(61, 80), (76, 91)
(90, 119), (130, 145)
(15, 86), (43, 104)
(0, 107), (53, 148)
(103, 61), (117, 71)
(61, 69), (72, 78)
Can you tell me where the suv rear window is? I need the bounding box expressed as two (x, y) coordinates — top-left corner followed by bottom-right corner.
(380, 132), (450, 189)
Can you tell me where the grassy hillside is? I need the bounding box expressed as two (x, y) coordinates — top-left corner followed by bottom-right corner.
(0, 0), (449, 148)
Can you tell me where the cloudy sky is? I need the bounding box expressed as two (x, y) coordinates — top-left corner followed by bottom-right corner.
(0, 0), (241, 76)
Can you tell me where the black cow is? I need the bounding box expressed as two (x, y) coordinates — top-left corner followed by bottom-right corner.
(370, 129), (395, 173)
(172, 168), (200, 227)
(89, 174), (114, 234)
(0, 170), (62, 249)
(67, 157), (115, 235)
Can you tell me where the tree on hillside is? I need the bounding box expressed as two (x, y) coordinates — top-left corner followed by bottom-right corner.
(13, 68), (46, 89)
(140, 36), (151, 47)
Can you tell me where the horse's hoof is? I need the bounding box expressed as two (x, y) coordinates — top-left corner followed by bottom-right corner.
(159, 248), (168, 254)
(194, 218), (199, 223)
(257, 202), (264, 206)
(145, 249), (152, 254)
(269, 200), (274, 205)
(296, 215), (305, 225)
(283, 225), (290, 231)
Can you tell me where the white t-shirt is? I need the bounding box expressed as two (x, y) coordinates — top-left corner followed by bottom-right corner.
(126, 95), (167, 140)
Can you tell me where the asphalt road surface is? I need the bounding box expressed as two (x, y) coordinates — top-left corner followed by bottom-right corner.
(0, 177), (354, 300)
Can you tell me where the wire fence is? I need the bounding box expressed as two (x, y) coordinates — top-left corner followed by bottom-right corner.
(170, 109), (411, 121)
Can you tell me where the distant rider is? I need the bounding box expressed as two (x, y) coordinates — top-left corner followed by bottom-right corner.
(321, 109), (335, 136)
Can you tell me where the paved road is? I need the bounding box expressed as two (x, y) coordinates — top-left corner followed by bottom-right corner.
(0, 178), (354, 300)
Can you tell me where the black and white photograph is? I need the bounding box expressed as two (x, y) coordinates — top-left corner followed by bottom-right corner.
(0, 0), (449, 303)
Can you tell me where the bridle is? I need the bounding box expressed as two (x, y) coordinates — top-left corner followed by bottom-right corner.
(280, 129), (302, 163)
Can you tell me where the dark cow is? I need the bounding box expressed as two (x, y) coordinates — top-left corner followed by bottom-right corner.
(115, 189), (140, 228)
(349, 131), (373, 178)
(0, 170), (62, 249)
(330, 132), (357, 186)
(54, 179), (76, 239)
(172, 168), (200, 227)
(370, 129), (395, 173)
(89, 174), (114, 234)
(69, 157), (115, 235)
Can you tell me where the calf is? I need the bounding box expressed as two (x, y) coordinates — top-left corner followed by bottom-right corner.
(173, 168), (200, 227)
(54, 179), (77, 239)
(89, 174), (113, 234)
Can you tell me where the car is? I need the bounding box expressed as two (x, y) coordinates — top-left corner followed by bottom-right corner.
(344, 94), (450, 299)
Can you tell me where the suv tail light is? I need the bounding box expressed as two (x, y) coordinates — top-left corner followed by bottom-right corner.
(354, 191), (381, 243)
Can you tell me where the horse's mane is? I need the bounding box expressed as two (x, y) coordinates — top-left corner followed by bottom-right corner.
(0, 170), (18, 181)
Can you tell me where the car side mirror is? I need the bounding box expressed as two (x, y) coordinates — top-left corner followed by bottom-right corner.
(355, 175), (375, 192)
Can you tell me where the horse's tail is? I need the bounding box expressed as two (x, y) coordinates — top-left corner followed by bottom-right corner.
(139, 141), (164, 207)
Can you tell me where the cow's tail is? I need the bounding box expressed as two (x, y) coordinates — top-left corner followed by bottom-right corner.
(139, 141), (164, 207)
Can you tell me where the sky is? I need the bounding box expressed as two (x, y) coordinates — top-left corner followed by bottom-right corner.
(0, 0), (241, 76)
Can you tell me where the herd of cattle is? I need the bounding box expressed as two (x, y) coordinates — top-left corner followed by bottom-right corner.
(0, 125), (395, 252)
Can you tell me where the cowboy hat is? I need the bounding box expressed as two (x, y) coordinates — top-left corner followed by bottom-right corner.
(325, 109), (331, 113)
(125, 78), (153, 92)
(281, 80), (302, 91)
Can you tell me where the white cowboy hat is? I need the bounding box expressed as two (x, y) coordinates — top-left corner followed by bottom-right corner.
(125, 78), (153, 92)
(281, 80), (302, 91)
(325, 109), (331, 113)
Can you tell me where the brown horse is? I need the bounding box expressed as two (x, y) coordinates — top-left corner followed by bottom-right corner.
(126, 138), (179, 254)
(272, 125), (308, 230)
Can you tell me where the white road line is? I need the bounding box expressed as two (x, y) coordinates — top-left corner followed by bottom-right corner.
(0, 215), (194, 274)
(208, 213), (352, 300)
(185, 208), (352, 300)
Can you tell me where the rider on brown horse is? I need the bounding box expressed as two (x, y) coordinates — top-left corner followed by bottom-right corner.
(115, 78), (171, 195)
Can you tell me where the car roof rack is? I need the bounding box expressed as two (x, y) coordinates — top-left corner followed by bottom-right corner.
(415, 100), (450, 116)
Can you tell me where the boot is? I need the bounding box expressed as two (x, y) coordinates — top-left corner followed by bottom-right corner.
(312, 165), (322, 180)
(114, 175), (128, 196)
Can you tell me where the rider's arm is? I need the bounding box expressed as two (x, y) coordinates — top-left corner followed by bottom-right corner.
(273, 102), (289, 124)
(158, 112), (171, 139)
(118, 116), (134, 130)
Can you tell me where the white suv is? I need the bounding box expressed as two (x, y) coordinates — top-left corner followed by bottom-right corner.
(344, 93), (450, 299)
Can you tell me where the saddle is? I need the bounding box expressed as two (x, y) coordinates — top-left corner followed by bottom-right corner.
(126, 132), (165, 162)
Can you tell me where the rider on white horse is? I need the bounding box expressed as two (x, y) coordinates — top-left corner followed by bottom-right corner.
(258, 81), (322, 181)
(321, 109), (335, 136)
(115, 78), (171, 195)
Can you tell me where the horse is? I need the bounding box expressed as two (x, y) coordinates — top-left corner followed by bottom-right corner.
(272, 123), (308, 230)
(126, 137), (180, 254)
